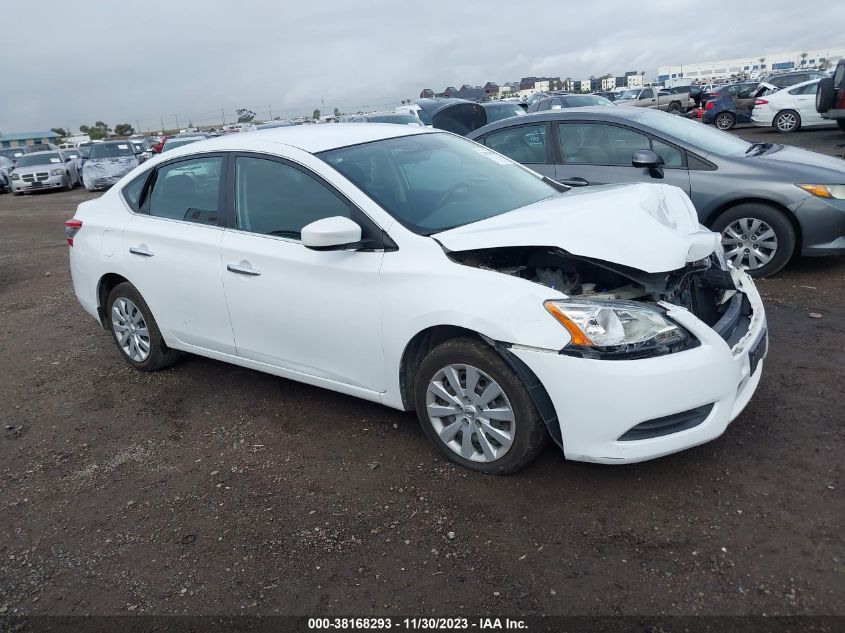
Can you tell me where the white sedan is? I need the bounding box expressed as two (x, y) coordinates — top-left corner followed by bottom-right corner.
(751, 79), (837, 132)
(66, 125), (767, 474)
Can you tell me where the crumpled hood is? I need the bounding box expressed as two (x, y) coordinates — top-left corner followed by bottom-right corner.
(435, 183), (721, 273)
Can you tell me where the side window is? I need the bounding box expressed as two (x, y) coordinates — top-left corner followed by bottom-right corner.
(147, 156), (223, 224)
(558, 123), (650, 166)
(482, 124), (547, 164)
(549, 98), (564, 110)
(651, 139), (684, 169)
(121, 171), (149, 211)
(234, 156), (352, 239)
(641, 88), (653, 99)
(835, 64), (845, 87)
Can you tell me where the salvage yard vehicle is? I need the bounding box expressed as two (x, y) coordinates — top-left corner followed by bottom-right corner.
(347, 112), (425, 125)
(67, 125), (768, 474)
(83, 141), (140, 191)
(701, 82), (762, 129)
(752, 79), (834, 132)
(816, 58), (845, 132)
(467, 107), (845, 277)
(527, 94), (614, 112)
(10, 150), (80, 194)
(0, 146), (31, 166)
(616, 86), (689, 114)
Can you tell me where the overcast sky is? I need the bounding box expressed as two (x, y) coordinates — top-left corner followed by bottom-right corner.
(1, 0), (841, 133)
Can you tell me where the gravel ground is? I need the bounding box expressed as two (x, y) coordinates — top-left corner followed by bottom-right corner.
(0, 128), (843, 618)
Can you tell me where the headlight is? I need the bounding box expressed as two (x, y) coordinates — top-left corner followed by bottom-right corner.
(11, 173), (20, 180)
(544, 299), (692, 359)
(797, 184), (845, 199)
(50, 168), (64, 176)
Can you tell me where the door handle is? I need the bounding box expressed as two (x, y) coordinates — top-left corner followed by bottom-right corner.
(557, 177), (589, 187)
(226, 263), (261, 276)
(129, 245), (154, 257)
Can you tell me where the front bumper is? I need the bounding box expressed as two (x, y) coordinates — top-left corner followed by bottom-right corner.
(791, 195), (845, 256)
(512, 270), (767, 464)
(10, 175), (65, 192)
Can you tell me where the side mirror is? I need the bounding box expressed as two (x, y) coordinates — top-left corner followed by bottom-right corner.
(301, 216), (362, 250)
(632, 149), (660, 168)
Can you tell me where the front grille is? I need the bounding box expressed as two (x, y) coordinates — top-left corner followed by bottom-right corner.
(36, 172), (49, 181)
(22, 174), (34, 182)
(618, 403), (714, 441)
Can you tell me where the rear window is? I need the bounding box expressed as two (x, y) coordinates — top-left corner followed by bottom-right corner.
(90, 143), (134, 159)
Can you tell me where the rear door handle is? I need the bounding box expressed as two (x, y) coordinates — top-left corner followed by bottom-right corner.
(129, 245), (154, 257)
(226, 262), (261, 276)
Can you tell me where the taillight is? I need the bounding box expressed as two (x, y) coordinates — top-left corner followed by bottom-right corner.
(755, 99), (769, 105)
(705, 101), (715, 110)
(65, 219), (82, 246)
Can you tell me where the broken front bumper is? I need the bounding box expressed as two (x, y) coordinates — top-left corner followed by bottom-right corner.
(512, 270), (767, 464)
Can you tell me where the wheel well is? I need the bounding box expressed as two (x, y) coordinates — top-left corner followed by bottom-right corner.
(399, 325), (484, 411)
(97, 273), (129, 328)
(704, 198), (802, 253)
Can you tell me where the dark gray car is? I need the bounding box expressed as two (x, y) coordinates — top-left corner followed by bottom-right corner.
(467, 107), (845, 276)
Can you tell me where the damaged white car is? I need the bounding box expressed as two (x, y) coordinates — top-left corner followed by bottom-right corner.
(66, 125), (767, 474)
(83, 141), (140, 191)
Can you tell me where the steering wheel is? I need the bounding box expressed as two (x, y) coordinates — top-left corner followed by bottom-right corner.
(434, 183), (470, 211)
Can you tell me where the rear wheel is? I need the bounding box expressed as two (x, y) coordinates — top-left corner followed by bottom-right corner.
(414, 338), (548, 474)
(106, 282), (181, 371)
(712, 204), (796, 277)
(774, 109), (801, 133)
(715, 111), (736, 130)
(667, 101), (683, 115)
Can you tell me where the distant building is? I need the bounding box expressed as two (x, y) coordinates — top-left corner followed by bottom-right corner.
(419, 88), (435, 98)
(657, 47), (845, 83)
(627, 74), (644, 88)
(484, 82), (499, 98)
(0, 130), (60, 148)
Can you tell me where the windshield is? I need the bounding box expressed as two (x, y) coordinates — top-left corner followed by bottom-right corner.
(318, 133), (558, 235)
(16, 153), (62, 167)
(0, 148), (27, 159)
(162, 138), (203, 151)
(620, 89), (640, 100)
(368, 114), (423, 125)
(90, 143), (134, 159)
(483, 104), (526, 122)
(564, 95), (614, 107)
(635, 109), (751, 156)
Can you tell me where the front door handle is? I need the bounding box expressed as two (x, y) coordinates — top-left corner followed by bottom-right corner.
(226, 262), (261, 276)
(129, 245), (154, 257)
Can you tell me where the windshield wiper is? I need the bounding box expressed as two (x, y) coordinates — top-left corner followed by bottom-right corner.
(745, 142), (773, 156)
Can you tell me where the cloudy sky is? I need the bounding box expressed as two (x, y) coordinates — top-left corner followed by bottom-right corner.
(1, 0), (841, 133)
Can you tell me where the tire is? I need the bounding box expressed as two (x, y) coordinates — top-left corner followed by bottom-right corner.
(773, 109), (801, 133)
(64, 174), (73, 191)
(667, 101), (682, 115)
(711, 203), (796, 278)
(816, 77), (835, 113)
(715, 111), (736, 130)
(106, 282), (181, 372)
(413, 337), (548, 475)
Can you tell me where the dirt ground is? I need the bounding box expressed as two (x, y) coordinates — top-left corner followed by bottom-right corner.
(0, 128), (843, 618)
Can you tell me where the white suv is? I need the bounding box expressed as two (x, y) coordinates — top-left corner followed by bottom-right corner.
(67, 125), (767, 473)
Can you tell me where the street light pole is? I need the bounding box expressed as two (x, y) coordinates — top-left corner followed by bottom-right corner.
(175, 114), (179, 130)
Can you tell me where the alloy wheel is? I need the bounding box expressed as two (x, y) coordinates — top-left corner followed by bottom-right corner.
(425, 364), (515, 463)
(112, 297), (151, 362)
(776, 112), (798, 132)
(716, 113), (734, 130)
(720, 218), (778, 270)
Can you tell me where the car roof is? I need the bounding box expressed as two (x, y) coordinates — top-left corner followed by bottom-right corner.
(159, 123), (434, 157)
(467, 106), (661, 138)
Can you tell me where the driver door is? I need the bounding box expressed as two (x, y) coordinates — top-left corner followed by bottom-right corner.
(220, 154), (386, 392)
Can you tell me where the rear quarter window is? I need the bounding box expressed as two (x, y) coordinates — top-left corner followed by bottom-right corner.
(121, 172), (149, 211)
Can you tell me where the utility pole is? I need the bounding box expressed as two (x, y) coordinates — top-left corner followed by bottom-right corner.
(175, 114), (179, 130)
(136, 120), (141, 135)
(269, 104), (272, 120)
(161, 116), (165, 134)
(221, 108), (225, 125)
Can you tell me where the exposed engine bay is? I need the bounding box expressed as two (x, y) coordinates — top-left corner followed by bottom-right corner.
(448, 245), (743, 330)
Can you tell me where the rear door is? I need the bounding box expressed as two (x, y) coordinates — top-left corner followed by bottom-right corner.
(121, 153), (235, 354)
(788, 82), (825, 125)
(553, 121), (691, 193)
(476, 122), (556, 179)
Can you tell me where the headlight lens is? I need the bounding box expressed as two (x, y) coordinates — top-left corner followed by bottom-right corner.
(797, 184), (845, 199)
(545, 299), (691, 359)
(11, 173), (20, 180)
(50, 168), (64, 176)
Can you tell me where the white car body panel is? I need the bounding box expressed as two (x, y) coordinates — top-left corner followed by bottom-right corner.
(751, 79), (835, 129)
(67, 125), (766, 466)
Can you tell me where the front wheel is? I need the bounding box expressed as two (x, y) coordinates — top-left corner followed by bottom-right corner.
(712, 204), (796, 277)
(774, 109), (801, 133)
(106, 282), (181, 371)
(414, 338), (548, 474)
(715, 111), (736, 130)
